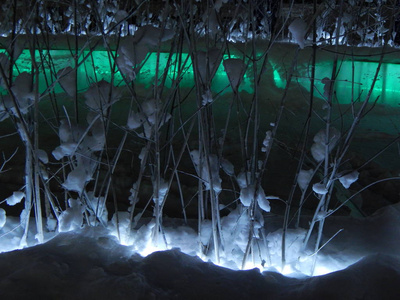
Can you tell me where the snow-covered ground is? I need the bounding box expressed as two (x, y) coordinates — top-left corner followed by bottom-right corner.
(1, 201), (400, 299)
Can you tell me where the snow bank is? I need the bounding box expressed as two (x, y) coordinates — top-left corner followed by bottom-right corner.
(1, 202), (400, 298)
(0, 227), (399, 299)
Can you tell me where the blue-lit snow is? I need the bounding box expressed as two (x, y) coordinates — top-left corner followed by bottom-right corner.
(0, 202), (400, 299)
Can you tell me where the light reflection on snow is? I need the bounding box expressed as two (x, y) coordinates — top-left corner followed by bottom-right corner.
(108, 222), (347, 278)
(137, 243), (167, 257)
(0, 220), (344, 278)
(3, 199), (400, 280)
(314, 265), (334, 276)
(129, 238), (341, 278)
(0, 216), (358, 280)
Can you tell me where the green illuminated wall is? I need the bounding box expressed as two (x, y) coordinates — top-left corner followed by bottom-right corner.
(1, 49), (399, 106)
(0, 50), (253, 95)
(274, 60), (400, 106)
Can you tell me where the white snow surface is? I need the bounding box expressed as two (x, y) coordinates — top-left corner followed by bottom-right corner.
(4, 191), (24, 206)
(0, 208), (5, 229)
(297, 169), (314, 191)
(310, 127), (341, 162)
(1, 203), (400, 299)
(312, 182), (329, 195)
(339, 170), (360, 189)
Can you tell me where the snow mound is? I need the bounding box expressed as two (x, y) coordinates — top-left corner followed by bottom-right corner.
(275, 254), (400, 300)
(0, 228), (399, 300)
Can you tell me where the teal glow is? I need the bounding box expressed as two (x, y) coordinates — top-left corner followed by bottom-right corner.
(2, 49), (398, 106)
(273, 69), (286, 89)
(293, 60), (400, 106)
(0, 49), (253, 95)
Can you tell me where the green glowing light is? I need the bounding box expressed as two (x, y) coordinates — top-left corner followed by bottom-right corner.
(294, 60), (400, 106)
(2, 49), (398, 106)
(273, 69), (286, 89)
(0, 49), (253, 95)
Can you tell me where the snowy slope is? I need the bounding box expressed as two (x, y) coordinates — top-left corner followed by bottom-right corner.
(0, 228), (399, 300)
(1, 203), (400, 299)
